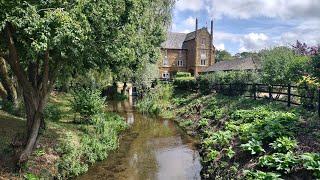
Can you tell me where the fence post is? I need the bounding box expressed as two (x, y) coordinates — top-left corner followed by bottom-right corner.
(253, 84), (256, 100)
(287, 84), (291, 107)
(268, 85), (272, 100)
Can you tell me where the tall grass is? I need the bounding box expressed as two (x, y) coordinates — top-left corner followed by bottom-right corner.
(136, 84), (173, 115)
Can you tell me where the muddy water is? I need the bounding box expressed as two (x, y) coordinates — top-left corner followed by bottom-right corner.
(77, 97), (202, 180)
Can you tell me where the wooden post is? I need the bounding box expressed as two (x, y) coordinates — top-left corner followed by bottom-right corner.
(253, 84), (256, 100)
(268, 85), (272, 100)
(287, 84), (291, 107)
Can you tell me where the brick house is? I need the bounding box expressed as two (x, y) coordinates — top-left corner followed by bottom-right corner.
(159, 18), (215, 78)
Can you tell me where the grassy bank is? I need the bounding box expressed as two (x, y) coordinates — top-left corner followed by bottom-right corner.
(137, 85), (320, 179)
(172, 91), (320, 179)
(0, 93), (128, 179)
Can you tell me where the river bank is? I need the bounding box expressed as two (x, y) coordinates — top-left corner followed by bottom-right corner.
(0, 93), (128, 179)
(160, 90), (320, 179)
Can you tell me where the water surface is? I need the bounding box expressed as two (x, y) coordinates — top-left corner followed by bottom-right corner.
(78, 98), (201, 180)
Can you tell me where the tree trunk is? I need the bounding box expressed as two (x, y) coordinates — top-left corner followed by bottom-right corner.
(121, 82), (127, 95)
(0, 57), (17, 103)
(0, 83), (8, 99)
(19, 91), (48, 162)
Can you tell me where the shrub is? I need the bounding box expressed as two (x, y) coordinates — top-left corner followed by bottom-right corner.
(197, 70), (259, 95)
(136, 84), (173, 115)
(69, 88), (106, 123)
(204, 148), (220, 162)
(44, 103), (63, 122)
(297, 75), (319, 108)
(270, 137), (298, 153)
(173, 77), (196, 90)
(176, 72), (192, 78)
(198, 118), (209, 127)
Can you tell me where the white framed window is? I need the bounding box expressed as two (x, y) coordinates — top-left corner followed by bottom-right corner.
(201, 59), (206, 66)
(202, 37), (206, 45)
(178, 50), (182, 57)
(177, 60), (183, 66)
(162, 72), (170, 79)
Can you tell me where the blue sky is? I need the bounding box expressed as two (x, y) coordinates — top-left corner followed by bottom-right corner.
(172, 0), (320, 55)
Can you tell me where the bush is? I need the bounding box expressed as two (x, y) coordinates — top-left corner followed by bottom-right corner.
(300, 153), (320, 178)
(197, 70), (260, 95)
(136, 84), (173, 115)
(44, 103), (63, 122)
(173, 77), (196, 90)
(176, 72), (191, 78)
(69, 88), (106, 123)
(0, 99), (25, 117)
(297, 75), (319, 108)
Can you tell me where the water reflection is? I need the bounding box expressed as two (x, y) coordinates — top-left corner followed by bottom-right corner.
(77, 99), (201, 180)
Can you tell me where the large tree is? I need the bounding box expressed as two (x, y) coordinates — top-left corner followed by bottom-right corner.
(0, 0), (174, 162)
(215, 49), (234, 62)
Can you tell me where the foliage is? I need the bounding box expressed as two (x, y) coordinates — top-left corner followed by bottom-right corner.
(311, 52), (320, 80)
(223, 146), (235, 159)
(260, 47), (309, 84)
(23, 173), (39, 180)
(172, 97), (189, 106)
(297, 75), (319, 108)
(69, 88), (106, 123)
(215, 50), (235, 62)
(136, 84), (173, 115)
(0, 99), (25, 117)
(197, 70), (259, 95)
(113, 92), (128, 101)
(244, 170), (283, 180)
(258, 152), (300, 173)
(56, 113), (128, 178)
(176, 72), (192, 78)
(241, 139), (265, 155)
(198, 118), (209, 127)
(44, 103), (63, 122)
(203, 130), (233, 148)
(173, 77), (197, 90)
(300, 153), (320, 178)
(204, 148), (220, 162)
(32, 149), (46, 156)
(270, 137), (298, 153)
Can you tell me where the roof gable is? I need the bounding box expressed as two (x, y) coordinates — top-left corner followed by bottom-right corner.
(161, 27), (211, 49)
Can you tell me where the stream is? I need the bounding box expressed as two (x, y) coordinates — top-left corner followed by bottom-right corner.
(77, 97), (202, 180)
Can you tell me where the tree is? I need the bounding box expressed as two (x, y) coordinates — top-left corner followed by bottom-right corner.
(0, 0), (174, 162)
(234, 51), (260, 59)
(215, 49), (234, 62)
(260, 47), (309, 84)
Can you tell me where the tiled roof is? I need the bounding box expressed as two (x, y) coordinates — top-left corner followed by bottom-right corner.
(161, 28), (210, 49)
(201, 57), (261, 73)
(161, 32), (188, 49)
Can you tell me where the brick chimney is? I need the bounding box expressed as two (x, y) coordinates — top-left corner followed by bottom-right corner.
(195, 18), (198, 43)
(210, 20), (214, 65)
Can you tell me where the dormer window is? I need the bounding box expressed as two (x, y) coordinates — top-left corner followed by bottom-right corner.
(202, 37), (206, 45)
(178, 50), (182, 57)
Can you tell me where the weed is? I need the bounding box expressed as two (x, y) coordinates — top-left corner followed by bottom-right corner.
(259, 152), (300, 173)
(270, 137), (298, 153)
(241, 139), (265, 155)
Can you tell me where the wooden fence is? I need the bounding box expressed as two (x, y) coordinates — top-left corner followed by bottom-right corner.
(210, 83), (320, 116)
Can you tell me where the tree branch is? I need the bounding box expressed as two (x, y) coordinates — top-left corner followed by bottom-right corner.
(4, 22), (34, 94)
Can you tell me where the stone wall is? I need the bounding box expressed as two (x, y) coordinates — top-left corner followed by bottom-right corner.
(159, 48), (188, 78)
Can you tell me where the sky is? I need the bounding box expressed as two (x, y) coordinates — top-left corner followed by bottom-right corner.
(171, 0), (320, 55)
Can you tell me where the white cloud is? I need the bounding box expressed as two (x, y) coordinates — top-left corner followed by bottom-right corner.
(207, 0), (320, 20)
(240, 33), (269, 51)
(183, 16), (196, 27)
(215, 43), (225, 50)
(176, 0), (205, 12)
